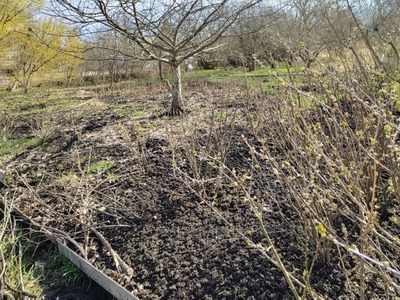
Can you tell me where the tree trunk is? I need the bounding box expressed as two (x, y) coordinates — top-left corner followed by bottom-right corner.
(171, 64), (183, 116)
(248, 53), (256, 72)
(109, 59), (116, 89)
(23, 75), (32, 94)
(10, 80), (19, 92)
(306, 59), (313, 69)
(265, 53), (277, 68)
(158, 61), (164, 81)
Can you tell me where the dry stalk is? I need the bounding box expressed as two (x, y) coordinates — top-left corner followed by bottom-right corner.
(90, 227), (133, 278)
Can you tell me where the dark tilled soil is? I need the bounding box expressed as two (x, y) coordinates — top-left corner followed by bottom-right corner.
(44, 279), (113, 300)
(3, 85), (398, 299)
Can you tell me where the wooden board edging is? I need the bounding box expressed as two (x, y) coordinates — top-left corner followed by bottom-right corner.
(8, 206), (139, 300)
(55, 238), (139, 300)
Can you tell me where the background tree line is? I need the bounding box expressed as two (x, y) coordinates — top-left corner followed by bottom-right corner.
(0, 0), (399, 94)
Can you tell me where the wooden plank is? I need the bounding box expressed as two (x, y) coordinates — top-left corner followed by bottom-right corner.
(8, 207), (139, 300)
(56, 240), (139, 300)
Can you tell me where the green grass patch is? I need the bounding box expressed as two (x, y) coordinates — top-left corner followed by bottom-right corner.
(16, 99), (78, 116)
(216, 112), (227, 120)
(252, 63), (303, 75)
(186, 68), (244, 82)
(0, 229), (44, 298)
(0, 223), (83, 298)
(44, 245), (83, 284)
(0, 138), (40, 156)
(88, 160), (114, 174)
(77, 156), (88, 165)
(184, 66), (307, 88)
(0, 89), (81, 116)
(113, 106), (145, 118)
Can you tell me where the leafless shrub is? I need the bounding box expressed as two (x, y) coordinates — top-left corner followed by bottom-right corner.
(30, 113), (58, 145)
(253, 68), (400, 299)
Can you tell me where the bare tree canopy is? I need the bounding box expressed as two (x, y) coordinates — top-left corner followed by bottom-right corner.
(49, 0), (262, 115)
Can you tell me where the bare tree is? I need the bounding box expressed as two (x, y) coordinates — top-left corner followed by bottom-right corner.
(289, 0), (326, 68)
(230, 3), (268, 71)
(315, 0), (400, 75)
(229, 3), (291, 70)
(368, 0), (400, 71)
(345, 0), (400, 73)
(49, 0), (261, 115)
(89, 31), (133, 88)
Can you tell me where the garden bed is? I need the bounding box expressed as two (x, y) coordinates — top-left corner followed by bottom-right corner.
(2, 82), (399, 299)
